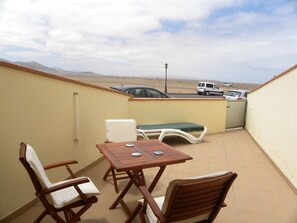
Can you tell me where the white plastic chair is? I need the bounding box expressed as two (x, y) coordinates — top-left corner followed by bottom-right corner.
(104, 119), (148, 192)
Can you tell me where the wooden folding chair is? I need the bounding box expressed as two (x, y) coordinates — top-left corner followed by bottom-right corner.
(19, 142), (100, 223)
(138, 171), (237, 223)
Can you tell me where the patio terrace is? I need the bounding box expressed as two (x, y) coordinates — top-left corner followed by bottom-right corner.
(11, 129), (297, 223)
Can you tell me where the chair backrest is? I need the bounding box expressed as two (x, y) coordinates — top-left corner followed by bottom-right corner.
(19, 143), (52, 192)
(105, 119), (138, 142)
(161, 171), (237, 223)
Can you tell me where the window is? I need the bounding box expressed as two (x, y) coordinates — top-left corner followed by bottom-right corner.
(127, 88), (146, 97)
(146, 89), (165, 98)
(127, 89), (136, 95)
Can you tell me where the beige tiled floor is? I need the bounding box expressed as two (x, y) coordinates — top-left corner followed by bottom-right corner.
(11, 129), (297, 223)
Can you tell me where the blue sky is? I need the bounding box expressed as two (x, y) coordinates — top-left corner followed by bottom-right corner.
(0, 0), (297, 83)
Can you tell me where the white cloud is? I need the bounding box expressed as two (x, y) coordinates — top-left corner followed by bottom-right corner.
(0, 0), (296, 83)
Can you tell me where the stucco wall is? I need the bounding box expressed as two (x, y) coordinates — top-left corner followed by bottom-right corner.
(129, 98), (227, 133)
(0, 64), (129, 220)
(246, 66), (297, 189)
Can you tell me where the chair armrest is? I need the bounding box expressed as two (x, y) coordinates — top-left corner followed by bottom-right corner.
(43, 160), (78, 170)
(44, 160), (78, 178)
(42, 177), (90, 195)
(139, 186), (166, 223)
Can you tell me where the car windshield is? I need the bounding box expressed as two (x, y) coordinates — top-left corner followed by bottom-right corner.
(225, 91), (241, 97)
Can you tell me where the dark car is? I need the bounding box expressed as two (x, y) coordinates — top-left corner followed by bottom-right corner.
(110, 85), (170, 98)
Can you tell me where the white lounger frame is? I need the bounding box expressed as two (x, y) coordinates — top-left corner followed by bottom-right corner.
(137, 126), (207, 144)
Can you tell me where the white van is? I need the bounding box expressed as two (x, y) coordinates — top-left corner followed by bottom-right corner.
(196, 82), (224, 96)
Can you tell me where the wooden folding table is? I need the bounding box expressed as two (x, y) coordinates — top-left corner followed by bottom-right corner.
(96, 139), (192, 223)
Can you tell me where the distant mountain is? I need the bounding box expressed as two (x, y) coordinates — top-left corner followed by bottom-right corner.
(0, 58), (104, 77)
(0, 58), (9, 62)
(15, 61), (63, 75)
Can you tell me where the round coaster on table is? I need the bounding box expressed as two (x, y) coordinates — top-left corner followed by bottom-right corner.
(132, 152), (142, 157)
(154, 150), (164, 155)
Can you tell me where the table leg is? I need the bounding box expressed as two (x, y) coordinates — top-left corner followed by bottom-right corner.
(109, 176), (134, 210)
(147, 166), (166, 192)
(125, 166), (166, 223)
(109, 170), (145, 211)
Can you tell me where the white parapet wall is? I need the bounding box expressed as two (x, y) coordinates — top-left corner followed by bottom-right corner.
(246, 64), (297, 190)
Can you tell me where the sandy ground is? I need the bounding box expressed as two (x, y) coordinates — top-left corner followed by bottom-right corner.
(65, 75), (261, 93)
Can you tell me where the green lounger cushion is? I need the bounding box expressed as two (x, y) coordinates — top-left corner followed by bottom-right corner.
(137, 122), (204, 132)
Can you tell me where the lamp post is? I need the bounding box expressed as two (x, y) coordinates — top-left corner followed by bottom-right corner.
(164, 63), (168, 93)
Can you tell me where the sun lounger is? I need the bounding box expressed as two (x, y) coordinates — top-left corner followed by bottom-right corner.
(137, 122), (207, 144)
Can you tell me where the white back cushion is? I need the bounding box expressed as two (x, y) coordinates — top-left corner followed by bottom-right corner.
(26, 144), (52, 188)
(105, 119), (137, 142)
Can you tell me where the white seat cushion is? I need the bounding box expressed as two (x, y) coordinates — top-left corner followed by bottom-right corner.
(50, 177), (100, 208)
(140, 196), (164, 223)
(144, 196), (209, 223)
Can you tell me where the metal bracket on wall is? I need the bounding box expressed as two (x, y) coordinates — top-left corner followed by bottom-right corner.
(74, 92), (79, 143)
